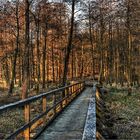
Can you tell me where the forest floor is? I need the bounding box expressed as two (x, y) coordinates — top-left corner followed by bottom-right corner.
(0, 85), (56, 139)
(0, 83), (59, 106)
(105, 86), (140, 140)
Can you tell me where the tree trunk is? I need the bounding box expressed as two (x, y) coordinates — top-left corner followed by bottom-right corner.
(62, 0), (75, 86)
(22, 0), (30, 99)
(36, 17), (41, 92)
(51, 41), (55, 82)
(88, 3), (95, 79)
(8, 0), (19, 94)
(42, 32), (47, 89)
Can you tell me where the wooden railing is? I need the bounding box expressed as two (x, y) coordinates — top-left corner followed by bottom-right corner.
(0, 82), (85, 140)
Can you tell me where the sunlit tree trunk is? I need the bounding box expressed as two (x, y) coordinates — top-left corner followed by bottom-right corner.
(98, 14), (104, 84)
(51, 40), (55, 82)
(8, 0), (20, 94)
(126, 0), (132, 87)
(22, 0), (30, 99)
(35, 13), (41, 92)
(42, 30), (47, 89)
(62, 0), (75, 86)
(88, 3), (95, 79)
(80, 42), (84, 78)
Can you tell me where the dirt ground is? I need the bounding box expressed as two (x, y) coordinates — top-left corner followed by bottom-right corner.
(105, 87), (140, 140)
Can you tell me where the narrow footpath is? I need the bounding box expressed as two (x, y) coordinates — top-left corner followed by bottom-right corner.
(37, 88), (93, 140)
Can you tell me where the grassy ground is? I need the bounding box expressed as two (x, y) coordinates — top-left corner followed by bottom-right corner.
(0, 97), (55, 139)
(0, 83), (60, 139)
(105, 87), (140, 140)
(0, 83), (60, 106)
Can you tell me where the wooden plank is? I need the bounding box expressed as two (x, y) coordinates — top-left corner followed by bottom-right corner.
(42, 97), (47, 112)
(65, 88), (68, 105)
(42, 96), (47, 125)
(24, 104), (30, 140)
(30, 118), (43, 131)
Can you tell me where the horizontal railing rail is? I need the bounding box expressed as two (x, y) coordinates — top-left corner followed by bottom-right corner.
(0, 82), (85, 140)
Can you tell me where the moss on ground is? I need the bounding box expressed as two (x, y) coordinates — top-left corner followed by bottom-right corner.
(105, 87), (140, 140)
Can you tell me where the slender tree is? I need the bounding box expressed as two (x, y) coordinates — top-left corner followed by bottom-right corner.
(63, 0), (75, 85)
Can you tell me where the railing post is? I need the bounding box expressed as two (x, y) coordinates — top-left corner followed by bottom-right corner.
(78, 84), (80, 93)
(75, 84), (77, 95)
(65, 88), (68, 105)
(75, 85), (77, 95)
(67, 87), (70, 103)
(73, 85), (75, 97)
(42, 96), (47, 123)
(42, 96), (47, 112)
(24, 104), (30, 140)
(70, 86), (72, 101)
(53, 93), (56, 114)
(75, 85), (77, 96)
(72, 85), (74, 94)
(81, 83), (82, 90)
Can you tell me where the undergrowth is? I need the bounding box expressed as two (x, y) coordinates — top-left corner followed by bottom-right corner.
(105, 87), (140, 140)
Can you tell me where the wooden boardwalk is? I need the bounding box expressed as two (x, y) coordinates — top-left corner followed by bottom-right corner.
(37, 88), (93, 140)
(0, 82), (97, 140)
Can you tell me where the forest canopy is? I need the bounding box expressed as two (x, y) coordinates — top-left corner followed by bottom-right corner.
(0, 0), (140, 98)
